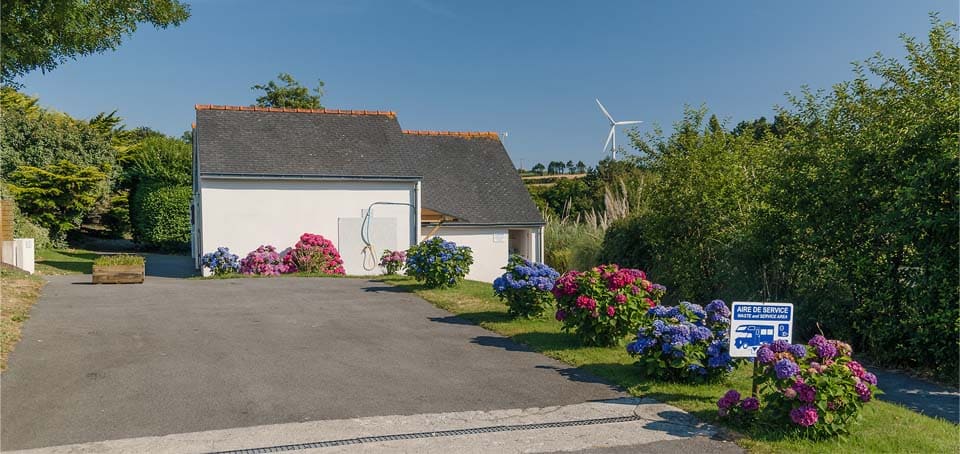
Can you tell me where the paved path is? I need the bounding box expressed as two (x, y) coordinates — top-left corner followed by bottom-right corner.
(7, 398), (742, 454)
(1, 274), (740, 452)
(870, 366), (959, 423)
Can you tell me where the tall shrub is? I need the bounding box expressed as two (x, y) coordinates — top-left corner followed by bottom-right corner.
(767, 18), (959, 379)
(5, 160), (108, 242)
(129, 182), (190, 251)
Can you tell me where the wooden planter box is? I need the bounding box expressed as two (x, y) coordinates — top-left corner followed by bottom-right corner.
(92, 264), (145, 284)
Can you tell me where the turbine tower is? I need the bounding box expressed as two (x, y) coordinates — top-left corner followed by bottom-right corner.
(596, 99), (642, 160)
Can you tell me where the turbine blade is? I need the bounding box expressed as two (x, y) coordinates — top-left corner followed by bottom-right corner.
(596, 99), (615, 124)
(616, 120), (643, 125)
(602, 127), (614, 153)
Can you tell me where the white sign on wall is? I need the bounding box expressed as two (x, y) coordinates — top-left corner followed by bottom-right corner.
(728, 301), (794, 358)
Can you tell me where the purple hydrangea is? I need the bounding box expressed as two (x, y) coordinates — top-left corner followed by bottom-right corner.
(787, 344), (808, 359)
(741, 397), (760, 412)
(774, 358), (800, 379)
(770, 339), (791, 353)
(790, 404), (819, 427)
(808, 334), (829, 349)
(717, 389), (741, 410)
(863, 372), (878, 386)
(815, 343), (838, 359)
(792, 382), (816, 403)
(855, 382), (872, 402)
(756, 345), (775, 364)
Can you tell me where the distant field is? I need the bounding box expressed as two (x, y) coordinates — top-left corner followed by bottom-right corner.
(521, 173), (588, 181)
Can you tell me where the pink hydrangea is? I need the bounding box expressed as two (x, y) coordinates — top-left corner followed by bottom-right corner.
(790, 404), (819, 427)
(606, 306), (616, 317)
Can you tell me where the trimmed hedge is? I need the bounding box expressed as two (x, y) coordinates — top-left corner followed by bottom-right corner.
(130, 183), (190, 252)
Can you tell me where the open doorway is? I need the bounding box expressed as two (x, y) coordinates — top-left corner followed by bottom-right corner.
(508, 229), (532, 260)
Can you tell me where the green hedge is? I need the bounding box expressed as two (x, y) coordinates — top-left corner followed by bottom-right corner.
(130, 183), (190, 252)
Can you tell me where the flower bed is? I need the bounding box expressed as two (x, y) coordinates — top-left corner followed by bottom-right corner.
(380, 249), (406, 275)
(404, 237), (473, 288)
(626, 299), (736, 381)
(492, 255), (559, 318)
(551, 264), (665, 346)
(239, 245), (290, 276)
(282, 233), (345, 275)
(718, 335), (880, 438)
(201, 247), (240, 275)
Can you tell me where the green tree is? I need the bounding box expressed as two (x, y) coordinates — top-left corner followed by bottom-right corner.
(531, 163), (545, 175)
(575, 160), (587, 174)
(767, 16), (958, 378)
(6, 160), (108, 240)
(252, 73), (324, 109)
(0, 88), (116, 178)
(1, 0), (190, 87)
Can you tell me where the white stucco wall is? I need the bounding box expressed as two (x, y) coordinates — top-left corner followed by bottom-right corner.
(433, 226), (511, 283)
(197, 177), (419, 275)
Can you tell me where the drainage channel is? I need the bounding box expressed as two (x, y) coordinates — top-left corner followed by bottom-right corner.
(209, 414), (644, 454)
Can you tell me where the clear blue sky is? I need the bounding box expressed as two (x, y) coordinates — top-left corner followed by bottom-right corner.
(17, 0), (956, 168)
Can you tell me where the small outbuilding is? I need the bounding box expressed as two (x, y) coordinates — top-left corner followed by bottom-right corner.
(192, 105), (544, 282)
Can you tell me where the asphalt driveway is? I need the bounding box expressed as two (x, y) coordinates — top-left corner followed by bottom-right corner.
(1, 274), (624, 450)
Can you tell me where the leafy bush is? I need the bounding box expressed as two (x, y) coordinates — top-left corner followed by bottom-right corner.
(201, 247), (240, 275)
(404, 237), (473, 288)
(552, 264), (665, 346)
(718, 335), (879, 438)
(6, 160), (108, 242)
(379, 249), (405, 275)
(492, 255), (560, 318)
(239, 245), (291, 276)
(626, 300), (736, 381)
(93, 255), (144, 266)
(282, 233), (345, 275)
(13, 216), (53, 249)
(122, 136), (192, 187)
(129, 182), (190, 252)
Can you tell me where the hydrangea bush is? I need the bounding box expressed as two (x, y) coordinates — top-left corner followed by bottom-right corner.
(551, 264), (665, 346)
(492, 255), (560, 318)
(282, 233), (345, 275)
(380, 249), (406, 275)
(718, 335), (879, 438)
(405, 237), (473, 288)
(201, 246), (240, 275)
(626, 299), (736, 381)
(240, 245), (291, 276)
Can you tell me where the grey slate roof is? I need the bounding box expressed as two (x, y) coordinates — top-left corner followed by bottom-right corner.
(196, 106), (544, 226)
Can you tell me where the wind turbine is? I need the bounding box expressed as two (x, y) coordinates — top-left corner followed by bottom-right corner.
(596, 99), (642, 160)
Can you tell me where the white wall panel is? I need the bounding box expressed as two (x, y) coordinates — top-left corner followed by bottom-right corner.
(198, 178), (417, 275)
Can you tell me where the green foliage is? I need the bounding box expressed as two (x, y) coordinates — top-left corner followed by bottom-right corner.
(122, 135), (192, 187)
(404, 237), (473, 288)
(6, 160), (108, 241)
(129, 183), (191, 251)
(1, 0), (190, 86)
(252, 73), (324, 109)
(543, 212), (604, 273)
(767, 17), (959, 380)
(0, 89), (116, 177)
(93, 255), (144, 267)
(100, 191), (131, 238)
(605, 17), (959, 380)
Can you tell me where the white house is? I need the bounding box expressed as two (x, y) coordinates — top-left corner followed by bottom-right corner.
(192, 105), (544, 282)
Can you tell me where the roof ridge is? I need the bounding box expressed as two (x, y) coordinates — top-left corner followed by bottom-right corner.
(195, 104), (397, 119)
(402, 130), (500, 140)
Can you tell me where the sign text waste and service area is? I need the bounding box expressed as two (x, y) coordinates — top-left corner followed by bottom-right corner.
(729, 302), (794, 358)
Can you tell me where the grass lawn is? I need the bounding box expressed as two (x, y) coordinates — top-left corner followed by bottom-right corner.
(35, 248), (99, 275)
(1, 264), (45, 371)
(380, 276), (958, 454)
